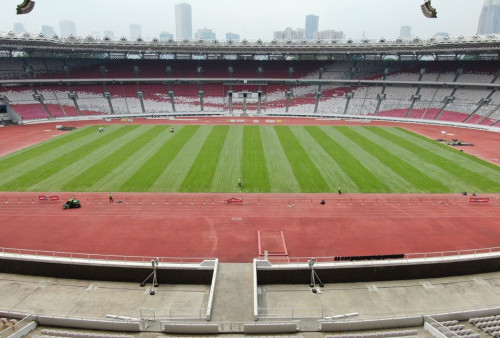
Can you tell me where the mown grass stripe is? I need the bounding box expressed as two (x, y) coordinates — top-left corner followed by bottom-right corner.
(355, 126), (479, 192)
(389, 127), (500, 178)
(0, 126), (96, 177)
(308, 126), (390, 192)
(210, 125), (243, 192)
(179, 125), (230, 192)
(119, 125), (200, 192)
(30, 126), (147, 191)
(338, 126), (451, 192)
(91, 126), (184, 192)
(0, 127), (95, 174)
(323, 126), (416, 192)
(149, 126), (213, 192)
(0, 125), (138, 191)
(28, 126), (150, 191)
(62, 125), (166, 191)
(241, 126), (270, 192)
(369, 127), (500, 192)
(275, 126), (328, 192)
(290, 126), (357, 191)
(260, 126), (300, 192)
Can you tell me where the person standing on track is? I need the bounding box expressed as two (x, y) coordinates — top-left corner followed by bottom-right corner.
(109, 192), (114, 203)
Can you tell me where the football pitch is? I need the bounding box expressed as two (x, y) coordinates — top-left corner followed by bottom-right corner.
(1, 124), (499, 193)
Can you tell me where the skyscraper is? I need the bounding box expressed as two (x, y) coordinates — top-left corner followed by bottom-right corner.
(175, 3), (192, 40)
(273, 28), (304, 41)
(159, 31), (174, 41)
(400, 26), (411, 39)
(130, 24), (142, 39)
(477, 0), (500, 34)
(59, 20), (76, 38)
(41, 25), (56, 36)
(104, 30), (114, 39)
(13, 23), (25, 34)
(305, 14), (319, 40)
(195, 28), (216, 41)
(226, 33), (240, 42)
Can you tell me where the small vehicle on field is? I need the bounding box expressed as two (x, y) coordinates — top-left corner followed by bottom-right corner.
(63, 199), (81, 209)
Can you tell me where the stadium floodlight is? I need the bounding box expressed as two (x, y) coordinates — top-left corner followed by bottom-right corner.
(16, 0), (35, 14)
(421, 1), (437, 18)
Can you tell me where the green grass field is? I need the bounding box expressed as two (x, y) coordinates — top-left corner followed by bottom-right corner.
(1, 125), (500, 193)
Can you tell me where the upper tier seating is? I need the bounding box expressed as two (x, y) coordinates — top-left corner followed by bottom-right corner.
(0, 59), (497, 125)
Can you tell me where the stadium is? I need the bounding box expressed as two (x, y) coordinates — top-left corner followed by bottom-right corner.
(1, 5), (500, 337)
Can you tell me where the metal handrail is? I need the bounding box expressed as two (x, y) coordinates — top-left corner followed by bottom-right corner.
(260, 247), (500, 265)
(0, 314), (33, 338)
(0, 246), (215, 265)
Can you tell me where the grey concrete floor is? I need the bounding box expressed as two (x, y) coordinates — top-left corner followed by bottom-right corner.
(1, 266), (499, 336)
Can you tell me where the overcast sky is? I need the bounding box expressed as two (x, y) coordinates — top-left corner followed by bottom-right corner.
(0, 0), (488, 41)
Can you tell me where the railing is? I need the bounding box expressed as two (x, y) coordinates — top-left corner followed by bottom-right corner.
(0, 195), (218, 206)
(2, 193), (499, 207)
(425, 316), (460, 338)
(0, 246), (214, 265)
(0, 314), (33, 338)
(258, 307), (338, 319)
(139, 307), (207, 321)
(261, 247), (500, 265)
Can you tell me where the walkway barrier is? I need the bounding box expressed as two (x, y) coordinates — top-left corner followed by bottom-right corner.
(243, 322), (299, 334)
(162, 322), (218, 334)
(140, 308), (207, 321)
(261, 247), (500, 264)
(1, 194), (499, 207)
(0, 314), (35, 338)
(0, 311), (140, 333)
(258, 307), (338, 319)
(0, 246), (213, 265)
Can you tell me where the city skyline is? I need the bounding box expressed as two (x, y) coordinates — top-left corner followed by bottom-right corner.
(0, 0), (494, 41)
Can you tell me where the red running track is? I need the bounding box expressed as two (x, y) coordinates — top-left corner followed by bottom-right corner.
(0, 118), (499, 262)
(0, 192), (498, 262)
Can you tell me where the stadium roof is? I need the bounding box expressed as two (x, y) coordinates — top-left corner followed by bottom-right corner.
(0, 34), (499, 60)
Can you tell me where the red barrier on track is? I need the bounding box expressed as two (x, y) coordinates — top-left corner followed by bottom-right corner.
(38, 195), (59, 201)
(470, 197), (489, 203)
(226, 197), (243, 204)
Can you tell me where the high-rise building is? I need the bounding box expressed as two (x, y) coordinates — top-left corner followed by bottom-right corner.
(477, 0), (500, 34)
(226, 32), (240, 42)
(273, 27), (304, 41)
(400, 26), (411, 39)
(175, 3), (192, 40)
(159, 31), (174, 41)
(434, 32), (449, 37)
(41, 25), (56, 36)
(104, 30), (114, 39)
(195, 28), (216, 41)
(305, 14), (319, 40)
(130, 24), (142, 39)
(13, 23), (25, 34)
(313, 29), (345, 41)
(59, 20), (76, 37)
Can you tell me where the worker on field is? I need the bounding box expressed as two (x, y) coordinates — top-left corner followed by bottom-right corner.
(238, 177), (243, 188)
(338, 185), (342, 195)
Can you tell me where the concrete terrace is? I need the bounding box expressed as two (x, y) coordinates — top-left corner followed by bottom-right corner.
(0, 265), (499, 336)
